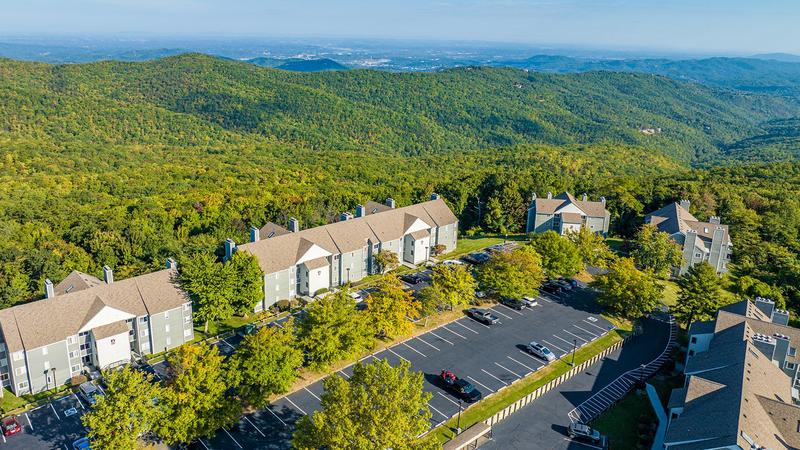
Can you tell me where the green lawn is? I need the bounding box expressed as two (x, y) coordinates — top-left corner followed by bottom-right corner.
(425, 327), (629, 445)
(591, 390), (656, 449)
(606, 237), (626, 255)
(660, 280), (680, 307)
(446, 234), (527, 260)
(0, 389), (28, 414)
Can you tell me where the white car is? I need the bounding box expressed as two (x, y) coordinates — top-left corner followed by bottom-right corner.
(521, 296), (539, 307)
(526, 341), (556, 362)
(443, 259), (464, 266)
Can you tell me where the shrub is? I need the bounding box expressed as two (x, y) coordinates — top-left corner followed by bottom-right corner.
(275, 299), (291, 312)
(314, 288), (329, 297)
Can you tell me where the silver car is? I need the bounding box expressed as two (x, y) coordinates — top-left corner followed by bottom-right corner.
(521, 296), (539, 307)
(526, 341), (556, 362)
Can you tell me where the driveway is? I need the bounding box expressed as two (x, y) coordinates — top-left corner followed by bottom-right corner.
(481, 317), (670, 450)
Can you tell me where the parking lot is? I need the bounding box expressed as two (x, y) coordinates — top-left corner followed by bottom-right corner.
(194, 285), (613, 450)
(2, 392), (91, 450)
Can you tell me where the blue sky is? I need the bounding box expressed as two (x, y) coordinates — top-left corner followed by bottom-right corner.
(2, 0), (798, 54)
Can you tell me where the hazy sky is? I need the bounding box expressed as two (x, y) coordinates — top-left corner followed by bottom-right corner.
(2, 0), (799, 54)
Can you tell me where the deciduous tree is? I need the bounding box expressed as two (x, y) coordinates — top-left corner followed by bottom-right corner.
(296, 290), (374, 370)
(568, 227), (616, 268)
(156, 344), (241, 446)
(374, 250), (400, 273)
(227, 251), (264, 316)
(630, 224), (682, 279)
(292, 359), (434, 450)
(365, 274), (420, 338)
(477, 247), (544, 299)
(591, 257), (664, 318)
(674, 262), (723, 326)
(179, 253), (234, 333)
(231, 319), (304, 408)
(529, 230), (584, 277)
(420, 264), (477, 313)
(82, 367), (164, 450)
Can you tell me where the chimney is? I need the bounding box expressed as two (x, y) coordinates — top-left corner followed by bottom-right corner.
(224, 238), (236, 261)
(773, 309), (790, 326)
(166, 258), (178, 270)
(386, 198), (396, 209)
(600, 196), (606, 205)
(755, 297), (775, 320)
(288, 218), (299, 233)
(103, 265), (114, 284)
(709, 216), (721, 225)
(582, 193), (588, 201)
(430, 193), (440, 201)
(547, 192), (552, 199)
(679, 199), (691, 211)
(340, 212), (354, 222)
(249, 226), (260, 243)
(45, 279), (55, 299)
(355, 204), (365, 218)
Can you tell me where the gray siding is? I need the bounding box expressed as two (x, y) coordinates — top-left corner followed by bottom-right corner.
(262, 268), (293, 310)
(25, 341), (71, 393)
(150, 306), (190, 354)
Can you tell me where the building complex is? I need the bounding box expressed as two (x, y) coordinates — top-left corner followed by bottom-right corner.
(665, 298), (800, 449)
(0, 260), (193, 396)
(645, 200), (732, 276)
(525, 192), (610, 236)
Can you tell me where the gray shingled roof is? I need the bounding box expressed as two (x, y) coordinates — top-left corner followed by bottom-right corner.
(259, 221), (291, 239)
(646, 202), (731, 245)
(239, 198), (457, 275)
(54, 270), (103, 296)
(532, 192), (607, 218)
(0, 268), (187, 352)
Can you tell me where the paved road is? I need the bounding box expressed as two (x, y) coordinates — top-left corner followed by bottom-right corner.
(194, 287), (613, 450)
(481, 318), (670, 450)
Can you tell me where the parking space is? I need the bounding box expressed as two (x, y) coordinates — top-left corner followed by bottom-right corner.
(2, 393), (88, 450)
(195, 286), (613, 449)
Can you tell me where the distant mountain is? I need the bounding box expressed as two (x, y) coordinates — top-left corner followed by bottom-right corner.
(751, 53), (800, 63)
(276, 58), (348, 72)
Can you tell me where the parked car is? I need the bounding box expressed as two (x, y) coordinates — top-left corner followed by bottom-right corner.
(440, 370), (482, 402)
(568, 422), (606, 446)
(79, 382), (103, 406)
(73, 437), (91, 450)
(355, 301), (368, 311)
(521, 296), (539, 307)
(466, 308), (499, 325)
(238, 323), (258, 336)
(475, 290), (486, 299)
(400, 274), (424, 285)
(1, 416), (21, 437)
(462, 252), (490, 265)
(553, 279), (573, 291)
(442, 259), (464, 266)
(561, 277), (579, 288)
(348, 291), (363, 301)
(499, 297), (526, 310)
(526, 341), (556, 362)
(541, 283), (563, 295)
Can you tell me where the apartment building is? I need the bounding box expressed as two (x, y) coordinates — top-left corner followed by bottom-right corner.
(664, 298), (800, 449)
(525, 192), (610, 236)
(0, 259), (193, 396)
(234, 195), (459, 311)
(645, 199), (732, 276)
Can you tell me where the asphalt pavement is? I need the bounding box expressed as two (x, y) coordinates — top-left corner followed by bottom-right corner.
(481, 317), (670, 450)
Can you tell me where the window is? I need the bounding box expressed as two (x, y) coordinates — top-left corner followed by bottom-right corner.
(334, 255), (339, 260)
(184, 315), (191, 323)
(0, 359), (6, 368)
(71, 365), (80, 374)
(140, 328), (149, 337)
(43, 361), (50, 370)
(67, 335), (77, 345)
(139, 316), (149, 324)
(688, 350), (695, 357)
(0, 373), (8, 382)
(275, 285), (280, 291)
(141, 342), (150, 351)
(15, 367), (26, 376)
(12, 352), (23, 362)
(785, 362), (797, 371)
(18, 381), (28, 390)
(69, 351), (77, 359)
(790, 347), (797, 357)
(184, 329), (192, 338)
(165, 311), (170, 320)
(41, 347), (48, 356)
(165, 337), (171, 347)
(165, 324), (170, 333)
(110, 339), (116, 345)
(183, 303), (191, 311)
(690, 337), (697, 344)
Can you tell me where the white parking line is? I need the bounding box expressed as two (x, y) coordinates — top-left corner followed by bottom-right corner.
(402, 342), (427, 358)
(223, 427), (243, 448)
(538, 296), (552, 303)
(466, 375), (495, 393)
(73, 393), (85, 410)
(494, 362), (522, 378)
(198, 439), (210, 450)
(553, 334), (576, 347)
(50, 402), (60, 420)
(507, 355), (535, 372)
(266, 406), (289, 427)
(303, 387), (321, 401)
(220, 338), (236, 350)
(25, 413), (32, 430)
(437, 392), (461, 407)
(441, 325), (468, 340)
(244, 415), (266, 437)
(489, 308), (513, 320)
(387, 347), (410, 363)
(452, 320), (480, 334)
(563, 329), (589, 343)
(338, 370), (350, 379)
(518, 349), (546, 364)
(563, 437), (605, 449)
(285, 397), (308, 415)
(573, 324), (599, 337)
(415, 337), (441, 352)
(542, 339), (567, 354)
(429, 331), (455, 346)
(428, 402), (449, 419)
(1, 432), (5, 443)
(481, 368), (508, 385)
(583, 319), (608, 332)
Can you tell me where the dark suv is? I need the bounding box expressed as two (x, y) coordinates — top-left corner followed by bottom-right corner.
(499, 297), (526, 310)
